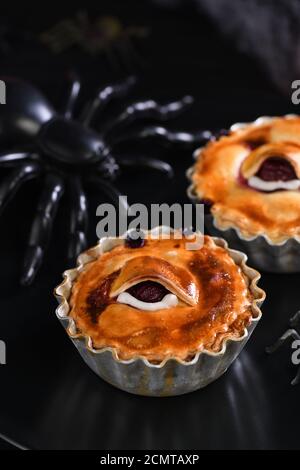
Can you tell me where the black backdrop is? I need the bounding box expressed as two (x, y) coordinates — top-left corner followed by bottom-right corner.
(0, 0), (299, 450)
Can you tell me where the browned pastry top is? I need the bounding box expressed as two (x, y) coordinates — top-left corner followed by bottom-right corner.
(192, 116), (300, 243)
(69, 236), (253, 362)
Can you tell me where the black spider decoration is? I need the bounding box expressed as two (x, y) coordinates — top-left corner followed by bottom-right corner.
(0, 74), (211, 286)
(266, 310), (300, 385)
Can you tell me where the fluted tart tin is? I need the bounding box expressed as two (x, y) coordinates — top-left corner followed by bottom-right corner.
(54, 227), (265, 397)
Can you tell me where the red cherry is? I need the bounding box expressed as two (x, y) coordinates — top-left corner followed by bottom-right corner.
(256, 157), (297, 182)
(127, 281), (168, 303)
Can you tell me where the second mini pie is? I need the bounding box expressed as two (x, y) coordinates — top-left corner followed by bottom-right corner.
(188, 115), (300, 272)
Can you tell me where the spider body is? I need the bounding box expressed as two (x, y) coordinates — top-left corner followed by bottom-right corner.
(38, 118), (109, 166)
(0, 78), (110, 167)
(0, 75), (211, 285)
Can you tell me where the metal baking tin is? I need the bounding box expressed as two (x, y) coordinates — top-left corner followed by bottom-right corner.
(187, 115), (300, 273)
(54, 227), (265, 397)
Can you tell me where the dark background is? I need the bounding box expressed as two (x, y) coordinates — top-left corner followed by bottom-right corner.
(0, 0), (299, 450)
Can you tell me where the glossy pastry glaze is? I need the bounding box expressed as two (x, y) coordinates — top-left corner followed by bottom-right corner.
(69, 235), (253, 362)
(192, 116), (300, 243)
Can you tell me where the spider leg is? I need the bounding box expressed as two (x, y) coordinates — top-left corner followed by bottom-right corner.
(87, 175), (129, 213)
(80, 76), (137, 126)
(105, 96), (194, 135)
(0, 152), (34, 167)
(64, 71), (81, 119)
(115, 155), (173, 178)
(0, 162), (40, 213)
(289, 310), (300, 328)
(68, 176), (88, 260)
(266, 329), (300, 354)
(113, 126), (213, 148)
(291, 366), (300, 386)
(21, 173), (64, 286)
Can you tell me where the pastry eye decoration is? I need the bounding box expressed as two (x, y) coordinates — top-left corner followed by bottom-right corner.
(109, 232), (199, 312)
(241, 144), (300, 192)
(0, 75), (211, 285)
(110, 255), (199, 311)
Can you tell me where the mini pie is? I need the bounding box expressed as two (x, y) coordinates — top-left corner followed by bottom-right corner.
(191, 116), (300, 244)
(68, 233), (258, 362)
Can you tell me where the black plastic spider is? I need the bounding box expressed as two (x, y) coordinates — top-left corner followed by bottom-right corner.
(0, 74), (211, 285)
(266, 310), (300, 385)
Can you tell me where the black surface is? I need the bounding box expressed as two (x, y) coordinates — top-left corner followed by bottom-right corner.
(0, 435), (24, 450)
(0, 1), (300, 450)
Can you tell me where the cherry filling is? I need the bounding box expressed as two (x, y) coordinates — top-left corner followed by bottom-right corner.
(127, 281), (168, 303)
(256, 157), (297, 182)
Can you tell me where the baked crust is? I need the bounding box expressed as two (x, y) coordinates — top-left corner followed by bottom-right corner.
(69, 235), (253, 361)
(191, 116), (300, 243)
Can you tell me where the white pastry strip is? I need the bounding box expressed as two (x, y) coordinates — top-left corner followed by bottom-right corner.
(248, 176), (300, 192)
(117, 292), (178, 311)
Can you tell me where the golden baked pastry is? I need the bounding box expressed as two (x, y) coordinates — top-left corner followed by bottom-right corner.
(191, 116), (300, 243)
(69, 234), (255, 362)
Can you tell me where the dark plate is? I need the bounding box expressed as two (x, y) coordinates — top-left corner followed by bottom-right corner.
(0, 1), (299, 450)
